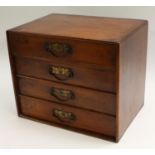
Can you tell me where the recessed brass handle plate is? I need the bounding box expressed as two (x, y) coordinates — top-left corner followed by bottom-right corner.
(50, 87), (75, 101)
(45, 42), (72, 57)
(49, 65), (73, 81)
(53, 109), (76, 122)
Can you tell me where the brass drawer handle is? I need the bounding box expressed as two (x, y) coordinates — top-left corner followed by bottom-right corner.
(53, 109), (76, 122)
(49, 65), (73, 81)
(45, 42), (72, 57)
(50, 87), (75, 101)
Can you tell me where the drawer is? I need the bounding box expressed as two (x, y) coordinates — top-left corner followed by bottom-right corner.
(18, 76), (116, 115)
(15, 57), (116, 92)
(19, 95), (116, 137)
(10, 33), (117, 68)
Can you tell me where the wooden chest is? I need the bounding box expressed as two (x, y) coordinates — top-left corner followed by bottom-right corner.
(7, 14), (148, 142)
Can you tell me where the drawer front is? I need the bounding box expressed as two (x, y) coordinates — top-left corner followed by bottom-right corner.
(19, 95), (116, 137)
(15, 57), (116, 92)
(10, 33), (117, 68)
(18, 76), (116, 115)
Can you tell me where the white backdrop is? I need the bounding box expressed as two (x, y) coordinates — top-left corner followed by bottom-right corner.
(0, 6), (155, 148)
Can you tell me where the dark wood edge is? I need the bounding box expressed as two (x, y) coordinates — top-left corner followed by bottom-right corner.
(115, 44), (120, 142)
(7, 29), (120, 45)
(19, 113), (117, 143)
(7, 30), (21, 115)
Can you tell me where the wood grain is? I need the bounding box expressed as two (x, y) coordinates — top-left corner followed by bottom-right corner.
(10, 13), (146, 42)
(117, 21), (148, 141)
(20, 95), (116, 137)
(15, 56), (116, 93)
(7, 14), (148, 142)
(10, 33), (117, 67)
(18, 76), (116, 115)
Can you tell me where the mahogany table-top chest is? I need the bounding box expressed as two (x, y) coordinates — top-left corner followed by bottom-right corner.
(7, 14), (148, 142)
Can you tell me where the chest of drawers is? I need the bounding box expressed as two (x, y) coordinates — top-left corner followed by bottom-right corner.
(7, 14), (148, 142)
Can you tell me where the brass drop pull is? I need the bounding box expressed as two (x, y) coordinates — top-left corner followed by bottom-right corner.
(53, 109), (76, 122)
(49, 65), (73, 81)
(45, 42), (72, 57)
(50, 87), (75, 101)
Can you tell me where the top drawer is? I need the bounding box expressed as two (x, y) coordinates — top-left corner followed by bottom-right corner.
(9, 33), (117, 68)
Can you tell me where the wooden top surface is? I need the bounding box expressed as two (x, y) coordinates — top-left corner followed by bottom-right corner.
(10, 14), (147, 42)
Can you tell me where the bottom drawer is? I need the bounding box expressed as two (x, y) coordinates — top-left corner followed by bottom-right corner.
(19, 95), (116, 138)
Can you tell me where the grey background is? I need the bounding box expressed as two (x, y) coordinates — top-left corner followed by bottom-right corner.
(0, 6), (155, 148)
